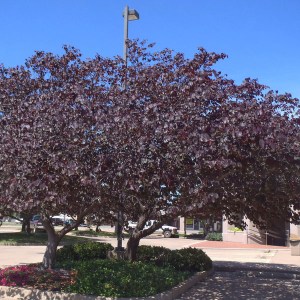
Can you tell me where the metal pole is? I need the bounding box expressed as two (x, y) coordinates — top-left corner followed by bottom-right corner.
(115, 5), (129, 253)
(123, 5), (129, 65)
(115, 5), (139, 254)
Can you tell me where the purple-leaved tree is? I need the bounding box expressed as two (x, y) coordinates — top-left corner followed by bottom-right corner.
(95, 41), (300, 260)
(0, 47), (118, 268)
(0, 41), (299, 264)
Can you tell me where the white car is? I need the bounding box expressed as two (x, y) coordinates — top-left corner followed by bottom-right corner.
(125, 220), (178, 238)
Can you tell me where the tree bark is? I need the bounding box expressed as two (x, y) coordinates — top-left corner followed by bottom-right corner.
(125, 216), (165, 261)
(42, 222), (61, 269)
(41, 205), (99, 268)
(21, 217), (31, 234)
(125, 231), (142, 261)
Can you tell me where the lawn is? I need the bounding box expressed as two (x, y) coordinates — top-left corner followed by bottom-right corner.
(0, 232), (88, 245)
(71, 229), (130, 238)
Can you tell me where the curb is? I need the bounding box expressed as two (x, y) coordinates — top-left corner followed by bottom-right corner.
(0, 269), (213, 300)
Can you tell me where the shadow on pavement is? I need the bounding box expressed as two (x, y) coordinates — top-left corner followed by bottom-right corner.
(176, 270), (300, 300)
(214, 260), (300, 275)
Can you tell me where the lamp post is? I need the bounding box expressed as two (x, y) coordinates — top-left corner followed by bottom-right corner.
(115, 5), (139, 254)
(123, 5), (139, 65)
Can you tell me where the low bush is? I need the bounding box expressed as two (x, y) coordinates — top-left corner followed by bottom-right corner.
(184, 233), (205, 239)
(56, 242), (113, 262)
(60, 259), (190, 298)
(205, 232), (223, 241)
(136, 245), (172, 267)
(137, 245), (212, 272)
(168, 248), (212, 272)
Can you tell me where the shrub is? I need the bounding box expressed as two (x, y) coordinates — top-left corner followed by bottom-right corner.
(136, 245), (212, 272)
(168, 248), (212, 272)
(136, 245), (172, 267)
(184, 233), (205, 239)
(56, 242), (113, 262)
(62, 259), (190, 298)
(205, 232), (223, 241)
(56, 245), (77, 262)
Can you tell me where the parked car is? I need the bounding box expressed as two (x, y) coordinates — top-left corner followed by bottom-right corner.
(30, 215), (45, 232)
(64, 219), (75, 226)
(51, 217), (64, 226)
(64, 219), (89, 228)
(124, 219), (178, 238)
(30, 215), (64, 231)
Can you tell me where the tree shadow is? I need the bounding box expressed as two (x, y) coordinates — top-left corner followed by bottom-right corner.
(177, 262), (300, 299)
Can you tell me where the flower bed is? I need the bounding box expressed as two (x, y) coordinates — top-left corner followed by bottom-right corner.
(0, 264), (74, 291)
(0, 243), (213, 298)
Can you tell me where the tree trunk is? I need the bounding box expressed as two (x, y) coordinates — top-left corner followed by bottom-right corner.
(22, 218), (31, 234)
(125, 233), (141, 261)
(42, 230), (60, 269)
(41, 204), (98, 269)
(124, 214), (165, 261)
(21, 222), (26, 232)
(42, 221), (61, 269)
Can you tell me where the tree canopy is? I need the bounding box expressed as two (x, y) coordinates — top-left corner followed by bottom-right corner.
(0, 40), (299, 264)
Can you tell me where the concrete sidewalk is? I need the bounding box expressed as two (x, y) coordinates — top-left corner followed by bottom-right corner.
(190, 240), (300, 268)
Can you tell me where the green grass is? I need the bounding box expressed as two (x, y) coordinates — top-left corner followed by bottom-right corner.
(0, 232), (88, 245)
(71, 229), (129, 238)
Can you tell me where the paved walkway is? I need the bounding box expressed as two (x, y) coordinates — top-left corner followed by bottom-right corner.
(176, 270), (300, 299)
(177, 240), (300, 299)
(190, 240), (300, 267)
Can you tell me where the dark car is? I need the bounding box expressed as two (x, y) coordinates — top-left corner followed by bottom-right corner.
(51, 217), (64, 226)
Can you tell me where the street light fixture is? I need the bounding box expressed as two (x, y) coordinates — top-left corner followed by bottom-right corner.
(123, 5), (139, 64)
(115, 5), (140, 255)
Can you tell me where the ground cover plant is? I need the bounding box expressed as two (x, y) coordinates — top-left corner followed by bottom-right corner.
(0, 242), (212, 298)
(59, 259), (191, 298)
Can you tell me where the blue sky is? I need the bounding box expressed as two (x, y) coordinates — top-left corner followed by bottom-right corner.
(0, 0), (299, 98)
